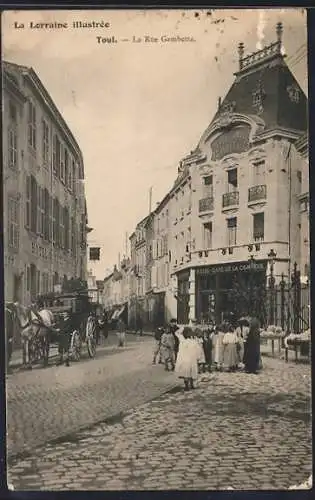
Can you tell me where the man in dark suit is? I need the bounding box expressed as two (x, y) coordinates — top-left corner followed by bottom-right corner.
(169, 318), (179, 363)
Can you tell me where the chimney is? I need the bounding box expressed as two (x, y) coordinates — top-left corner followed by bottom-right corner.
(218, 96), (221, 110)
(276, 22), (283, 53)
(238, 42), (245, 70)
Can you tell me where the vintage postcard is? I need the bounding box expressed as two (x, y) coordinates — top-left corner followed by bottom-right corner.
(2, 8), (311, 491)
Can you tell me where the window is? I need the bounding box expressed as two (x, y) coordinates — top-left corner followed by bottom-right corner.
(68, 157), (73, 191)
(27, 100), (36, 149)
(56, 136), (61, 178)
(36, 187), (42, 235)
(203, 222), (213, 249)
(9, 101), (17, 122)
(253, 160), (265, 185)
(42, 119), (49, 164)
(64, 207), (70, 250)
(8, 127), (18, 169)
(227, 168), (238, 192)
(64, 149), (69, 187)
(60, 144), (65, 183)
(30, 175), (37, 233)
(71, 217), (76, 257)
(253, 213), (264, 241)
(60, 205), (65, 249)
(52, 134), (57, 176)
(227, 217), (237, 246)
(203, 175), (213, 186)
(72, 160), (76, 193)
(53, 199), (59, 246)
(43, 189), (50, 241)
(25, 176), (31, 228)
(39, 187), (45, 236)
(8, 197), (19, 249)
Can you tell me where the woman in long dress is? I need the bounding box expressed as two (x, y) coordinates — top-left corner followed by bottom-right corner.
(243, 317), (261, 374)
(222, 324), (239, 371)
(213, 323), (225, 370)
(175, 326), (199, 391)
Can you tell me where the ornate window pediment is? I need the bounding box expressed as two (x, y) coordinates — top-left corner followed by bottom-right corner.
(210, 124), (251, 161)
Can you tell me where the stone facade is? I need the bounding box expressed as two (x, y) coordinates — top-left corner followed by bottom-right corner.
(3, 61), (88, 305)
(104, 25), (309, 328)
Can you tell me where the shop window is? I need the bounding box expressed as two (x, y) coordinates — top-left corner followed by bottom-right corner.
(227, 168), (238, 192)
(203, 222), (213, 249)
(227, 217), (237, 246)
(253, 212), (264, 242)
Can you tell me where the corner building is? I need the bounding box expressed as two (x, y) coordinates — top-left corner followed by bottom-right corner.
(3, 61), (89, 305)
(171, 25), (308, 324)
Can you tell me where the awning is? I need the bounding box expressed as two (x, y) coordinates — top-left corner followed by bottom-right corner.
(111, 304), (126, 320)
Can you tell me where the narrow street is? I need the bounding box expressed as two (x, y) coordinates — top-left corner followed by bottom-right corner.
(6, 333), (176, 460)
(7, 344), (311, 491)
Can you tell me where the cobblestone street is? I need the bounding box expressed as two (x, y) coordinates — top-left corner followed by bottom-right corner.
(6, 333), (176, 459)
(8, 352), (311, 491)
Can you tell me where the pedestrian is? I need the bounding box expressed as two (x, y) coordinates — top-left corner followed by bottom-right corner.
(57, 312), (73, 367)
(222, 323), (239, 372)
(235, 318), (248, 367)
(174, 326), (198, 391)
(243, 317), (261, 374)
(194, 327), (206, 373)
(160, 328), (176, 371)
(137, 316), (143, 336)
(202, 326), (213, 372)
(169, 318), (179, 362)
(213, 323), (225, 370)
(153, 326), (164, 364)
(116, 317), (126, 347)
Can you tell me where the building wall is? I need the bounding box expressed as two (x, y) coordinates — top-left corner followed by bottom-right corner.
(3, 63), (88, 305)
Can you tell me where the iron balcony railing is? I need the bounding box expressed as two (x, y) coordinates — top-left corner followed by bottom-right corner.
(199, 196), (214, 212)
(222, 191), (239, 208)
(248, 184), (267, 202)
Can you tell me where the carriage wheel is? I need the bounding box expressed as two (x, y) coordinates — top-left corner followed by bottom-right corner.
(70, 330), (81, 361)
(86, 318), (97, 358)
(87, 334), (96, 358)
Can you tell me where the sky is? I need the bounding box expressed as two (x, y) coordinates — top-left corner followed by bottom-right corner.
(2, 8), (308, 279)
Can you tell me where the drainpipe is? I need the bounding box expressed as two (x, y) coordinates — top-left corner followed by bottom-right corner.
(287, 143), (292, 280)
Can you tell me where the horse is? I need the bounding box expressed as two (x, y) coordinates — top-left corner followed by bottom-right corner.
(13, 302), (53, 369)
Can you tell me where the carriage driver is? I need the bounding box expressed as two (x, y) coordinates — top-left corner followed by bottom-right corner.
(57, 311), (73, 367)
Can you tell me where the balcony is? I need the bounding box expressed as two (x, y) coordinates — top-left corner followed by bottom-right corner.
(199, 196), (214, 213)
(248, 184), (267, 203)
(222, 191), (239, 208)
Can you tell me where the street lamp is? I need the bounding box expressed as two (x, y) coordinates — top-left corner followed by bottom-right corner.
(268, 249), (277, 325)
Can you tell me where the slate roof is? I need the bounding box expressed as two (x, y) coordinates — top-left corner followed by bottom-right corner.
(211, 48), (307, 135)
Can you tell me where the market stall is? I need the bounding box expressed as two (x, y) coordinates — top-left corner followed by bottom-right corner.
(259, 325), (285, 355)
(284, 329), (311, 362)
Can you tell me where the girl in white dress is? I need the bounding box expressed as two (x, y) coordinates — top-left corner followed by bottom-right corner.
(175, 326), (199, 391)
(194, 327), (206, 373)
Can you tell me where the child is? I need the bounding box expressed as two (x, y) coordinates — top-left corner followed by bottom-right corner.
(174, 326), (198, 390)
(194, 327), (206, 373)
(160, 329), (176, 371)
(222, 323), (239, 372)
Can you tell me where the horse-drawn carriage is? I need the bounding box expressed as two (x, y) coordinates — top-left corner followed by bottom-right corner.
(38, 289), (98, 362)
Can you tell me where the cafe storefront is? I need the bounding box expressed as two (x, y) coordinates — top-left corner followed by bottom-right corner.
(195, 260), (268, 324)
